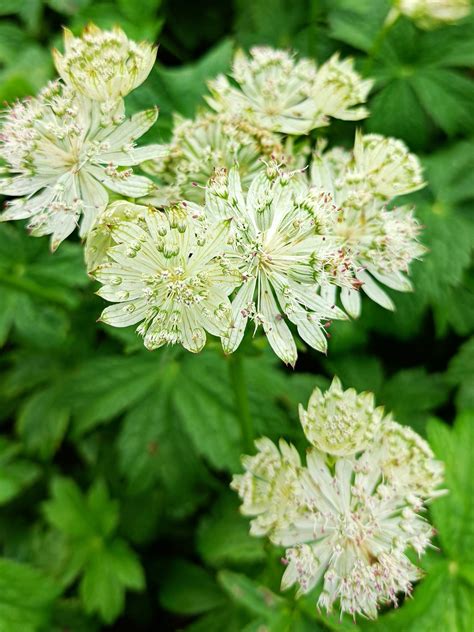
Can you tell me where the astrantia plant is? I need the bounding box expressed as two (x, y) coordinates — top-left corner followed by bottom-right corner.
(232, 377), (444, 619)
(0, 4), (469, 630)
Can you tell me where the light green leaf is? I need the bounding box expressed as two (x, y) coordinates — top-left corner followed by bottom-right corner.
(427, 412), (474, 565)
(448, 338), (474, 410)
(0, 558), (60, 632)
(79, 539), (144, 624)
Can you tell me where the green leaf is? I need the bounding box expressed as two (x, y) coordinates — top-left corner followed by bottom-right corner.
(69, 354), (163, 436)
(79, 539), (144, 624)
(0, 558), (60, 632)
(0, 438), (40, 505)
(412, 69), (474, 136)
(43, 478), (143, 623)
(174, 352), (241, 471)
(218, 570), (287, 619)
(327, 0), (391, 52)
(17, 385), (70, 459)
(381, 368), (450, 431)
(448, 338), (474, 410)
(197, 493), (265, 567)
(427, 412), (474, 565)
(159, 559), (225, 615)
(367, 79), (431, 149)
(43, 478), (98, 539)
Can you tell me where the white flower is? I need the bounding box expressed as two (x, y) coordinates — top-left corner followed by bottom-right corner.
(299, 376), (384, 456)
(0, 81), (162, 250)
(276, 448), (437, 618)
(84, 200), (147, 272)
(232, 380), (443, 619)
(53, 24), (157, 103)
(311, 54), (373, 126)
(231, 437), (303, 537)
(393, 0), (471, 28)
(95, 204), (240, 352)
(143, 111), (284, 203)
(361, 421), (445, 497)
(206, 166), (356, 366)
(311, 132), (425, 316)
(206, 47), (371, 135)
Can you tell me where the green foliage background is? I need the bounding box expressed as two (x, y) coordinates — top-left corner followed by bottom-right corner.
(0, 0), (473, 630)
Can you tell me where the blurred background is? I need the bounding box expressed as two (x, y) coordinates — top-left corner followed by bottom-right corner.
(0, 0), (473, 630)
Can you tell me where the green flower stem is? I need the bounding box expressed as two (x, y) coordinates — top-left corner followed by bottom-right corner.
(364, 8), (400, 74)
(228, 351), (254, 453)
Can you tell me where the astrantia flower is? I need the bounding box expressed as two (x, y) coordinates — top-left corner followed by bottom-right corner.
(95, 204), (240, 352)
(299, 376), (384, 456)
(393, 0), (471, 29)
(311, 132), (425, 316)
(85, 200), (147, 272)
(143, 112), (284, 203)
(53, 24), (157, 103)
(206, 47), (372, 135)
(310, 54), (373, 125)
(362, 421), (445, 497)
(231, 437), (303, 537)
(277, 449), (436, 618)
(206, 166), (356, 365)
(232, 379), (443, 619)
(0, 81), (162, 249)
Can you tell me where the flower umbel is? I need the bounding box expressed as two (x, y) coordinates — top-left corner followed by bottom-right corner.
(95, 204), (239, 352)
(299, 376), (384, 456)
(230, 437), (303, 537)
(311, 132), (426, 316)
(143, 111), (284, 203)
(206, 47), (372, 135)
(232, 378), (444, 619)
(53, 24), (157, 103)
(392, 0), (471, 29)
(206, 166), (355, 365)
(0, 81), (162, 249)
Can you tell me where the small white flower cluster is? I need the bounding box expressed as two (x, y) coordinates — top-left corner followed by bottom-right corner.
(311, 132), (426, 316)
(0, 25), (161, 250)
(392, 0), (471, 29)
(0, 24), (427, 362)
(143, 112), (285, 203)
(232, 377), (444, 619)
(206, 48), (373, 135)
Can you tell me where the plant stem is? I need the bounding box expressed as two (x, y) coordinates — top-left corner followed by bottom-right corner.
(228, 351), (254, 453)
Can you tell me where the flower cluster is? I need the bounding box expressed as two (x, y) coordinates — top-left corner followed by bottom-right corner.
(53, 24), (157, 103)
(206, 48), (372, 135)
(232, 377), (444, 619)
(0, 24), (427, 362)
(0, 26), (161, 250)
(392, 0), (471, 29)
(311, 132), (426, 316)
(143, 111), (284, 204)
(94, 202), (239, 352)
